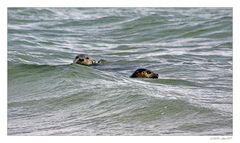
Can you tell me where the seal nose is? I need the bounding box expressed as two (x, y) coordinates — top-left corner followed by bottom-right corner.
(153, 73), (159, 78)
(79, 58), (84, 62)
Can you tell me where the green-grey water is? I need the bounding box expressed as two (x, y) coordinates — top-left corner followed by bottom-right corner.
(8, 8), (232, 135)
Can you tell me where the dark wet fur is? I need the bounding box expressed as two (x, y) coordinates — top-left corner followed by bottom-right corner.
(130, 68), (147, 78)
(130, 68), (159, 78)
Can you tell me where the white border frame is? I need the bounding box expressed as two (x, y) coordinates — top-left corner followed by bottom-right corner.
(1, 0), (239, 143)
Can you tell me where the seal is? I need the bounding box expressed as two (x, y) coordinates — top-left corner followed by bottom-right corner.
(73, 54), (94, 65)
(73, 54), (105, 66)
(130, 68), (158, 78)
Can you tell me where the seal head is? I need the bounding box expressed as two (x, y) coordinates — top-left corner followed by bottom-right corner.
(73, 54), (94, 65)
(130, 68), (158, 78)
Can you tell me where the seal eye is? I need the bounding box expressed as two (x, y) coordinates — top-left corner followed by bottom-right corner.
(86, 57), (89, 60)
(75, 56), (79, 59)
(147, 71), (151, 74)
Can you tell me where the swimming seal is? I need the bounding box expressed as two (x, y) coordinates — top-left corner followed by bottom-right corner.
(73, 54), (104, 66)
(130, 68), (158, 78)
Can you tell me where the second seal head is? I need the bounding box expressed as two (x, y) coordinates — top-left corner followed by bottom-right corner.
(130, 68), (158, 78)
